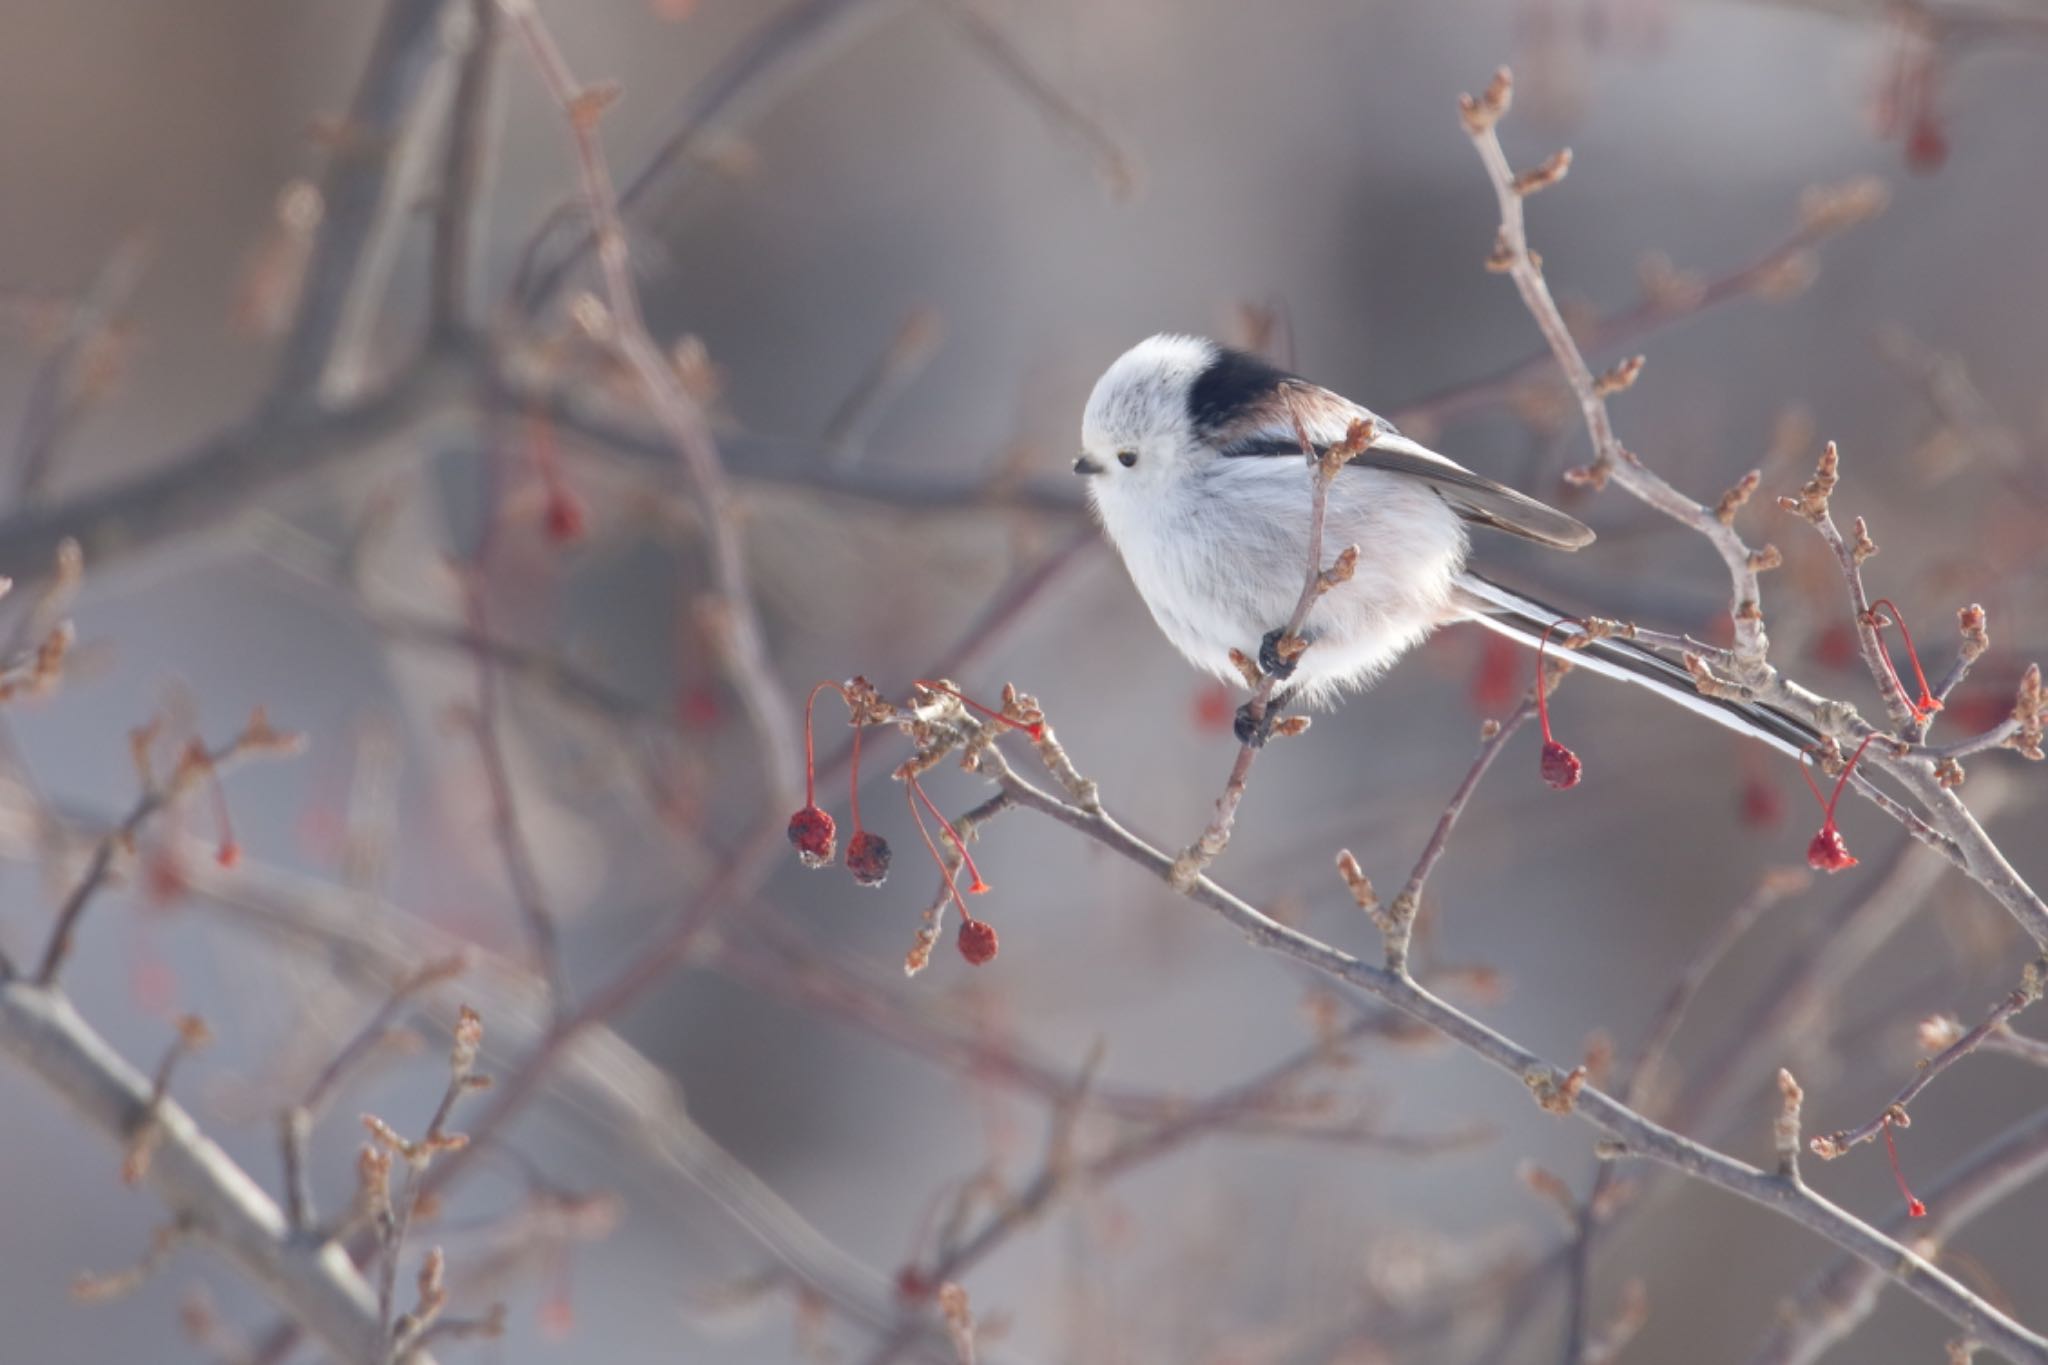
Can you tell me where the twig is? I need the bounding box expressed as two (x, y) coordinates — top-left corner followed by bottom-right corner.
(364, 1005), (490, 1354)
(428, 0), (501, 338)
(11, 234), (150, 503)
(823, 307), (946, 467)
(1809, 963), (2046, 1160)
(1378, 697), (1539, 973)
(0, 980), (431, 1365)
(280, 955), (467, 1232)
(272, 0), (462, 404)
(34, 714), (301, 986)
(514, 0), (911, 309)
(1166, 406), (1367, 888)
(501, 0), (803, 803)
(1460, 65), (2048, 955)
(970, 743), (2048, 1361)
(1749, 1104), (2048, 1365)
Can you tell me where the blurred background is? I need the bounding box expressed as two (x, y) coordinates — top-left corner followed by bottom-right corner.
(2, 0), (2047, 1361)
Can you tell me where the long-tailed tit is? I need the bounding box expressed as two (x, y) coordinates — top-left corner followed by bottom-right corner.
(1077, 333), (1814, 751)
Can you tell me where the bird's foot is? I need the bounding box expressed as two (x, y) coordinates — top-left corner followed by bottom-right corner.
(1258, 627), (1304, 680)
(1233, 686), (1295, 748)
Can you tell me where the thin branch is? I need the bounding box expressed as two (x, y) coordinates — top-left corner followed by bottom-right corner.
(272, 0), (462, 404)
(1749, 1104), (2048, 1365)
(1379, 697), (1538, 973)
(280, 955), (467, 1232)
(428, 0), (502, 339)
(35, 716), (301, 986)
(969, 740), (2048, 1362)
(1810, 964), (2046, 1160)
(11, 233), (150, 504)
(502, 0), (802, 803)
(1167, 406), (1368, 888)
(0, 979), (432, 1365)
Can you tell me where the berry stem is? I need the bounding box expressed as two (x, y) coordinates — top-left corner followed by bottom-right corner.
(1867, 598), (1942, 716)
(802, 680), (850, 808)
(848, 721), (865, 834)
(909, 774), (989, 893)
(1881, 1116), (1928, 1218)
(1534, 618), (1586, 745)
(905, 780), (972, 922)
(913, 680), (1043, 739)
(1800, 733), (1877, 825)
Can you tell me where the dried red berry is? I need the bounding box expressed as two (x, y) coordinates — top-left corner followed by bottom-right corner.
(543, 487), (587, 544)
(1539, 739), (1581, 791)
(1882, 1117), (1927, 1218)
(1906, 113), (1948, 174)
(787, 805), (836, 868)
(1740, 775), (1784, 828)
(846, 830), (892, 886)
(957, 917), (998, 965)
(1806, 825), (1856, 873)
(1799, 734), (1875, 875)
(1534, 621), (1584, 790)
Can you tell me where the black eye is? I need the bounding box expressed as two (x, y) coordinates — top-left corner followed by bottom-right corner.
(1117, 450), (1138, 468)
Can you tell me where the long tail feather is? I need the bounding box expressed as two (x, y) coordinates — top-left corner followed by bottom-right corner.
(1454, 572), (1818, 757)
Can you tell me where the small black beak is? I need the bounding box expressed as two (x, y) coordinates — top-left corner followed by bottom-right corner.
(1073, 455), (1103, 476)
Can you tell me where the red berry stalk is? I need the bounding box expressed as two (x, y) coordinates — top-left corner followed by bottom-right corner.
(1799, 734), (1876, 873)
(787, 681), (842, 867)
(1535, 620), (1584, 790)
(1867, 599), (1941, 718)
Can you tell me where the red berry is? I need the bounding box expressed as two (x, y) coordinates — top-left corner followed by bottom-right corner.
(1739, 776), (1783, 829)
(787, 805), (836, 867)
(1807, 825), (1857, 873)
(1906, 114), (1948, 173)
(1540, 739), (1582, 791)
(544, 487), (587, 544)
(846, 831), (892, 886)
(957, 917), (998, 965)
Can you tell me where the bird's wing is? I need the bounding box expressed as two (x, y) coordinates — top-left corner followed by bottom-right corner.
(1211, 383), (1595, 551)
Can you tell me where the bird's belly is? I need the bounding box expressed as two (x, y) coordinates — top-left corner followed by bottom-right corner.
(1103, 472), (1468, 703)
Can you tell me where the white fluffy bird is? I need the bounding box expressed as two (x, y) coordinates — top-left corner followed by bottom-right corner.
(1077, 333), (1813, 751)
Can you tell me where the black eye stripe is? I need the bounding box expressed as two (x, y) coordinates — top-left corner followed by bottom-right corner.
(1117, 450), (1138, 467)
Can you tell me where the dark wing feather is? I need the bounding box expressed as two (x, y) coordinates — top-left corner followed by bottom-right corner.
(1347, 439), (1595, 550)
(1215, 421), (1593, 552)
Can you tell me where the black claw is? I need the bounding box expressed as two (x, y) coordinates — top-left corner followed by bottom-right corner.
(1234, 699), (1276, 748)
(1258, 627), (1299, 680)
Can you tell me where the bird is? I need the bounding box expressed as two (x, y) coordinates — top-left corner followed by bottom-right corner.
(1075, 333), (1814, 752)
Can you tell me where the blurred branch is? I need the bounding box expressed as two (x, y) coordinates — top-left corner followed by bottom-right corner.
(429, 0), (503, 339)
(504, 0), (803, 800)
(516, 0), (914, 309)
(1394, 177), (1888, 432)
(10, 234), (150, 505)
(272, 0), (461, 404)
(0, 978), (429, 1365)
